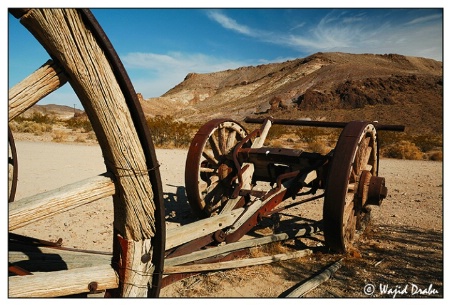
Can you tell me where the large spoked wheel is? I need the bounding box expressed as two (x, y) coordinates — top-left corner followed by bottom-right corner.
(8, 9), (165, 297)
(185, 119), (249, 218)
(323, 121), (379, 253)
(8, 128), (18, 203)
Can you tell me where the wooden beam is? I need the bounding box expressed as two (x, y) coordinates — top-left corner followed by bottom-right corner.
(164, 249), (312, 274)
(8, 264), (118, 297)
(9, 248), (112, 271)
(165, 224), (322, 267)
(165, 208), (244, 250)
(9, 173), (115, 231)
(9, 59), (67, 121)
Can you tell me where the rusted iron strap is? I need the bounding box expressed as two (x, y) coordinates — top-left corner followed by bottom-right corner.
(165, 234), (215, 259)
(264, 193), (325, 217)
(8, 264), (33, 276)
(245, 117), (405, 132)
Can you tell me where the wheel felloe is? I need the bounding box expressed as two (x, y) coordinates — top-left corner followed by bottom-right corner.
(185, 119), (248, 218)
(323, 121), (379, 253)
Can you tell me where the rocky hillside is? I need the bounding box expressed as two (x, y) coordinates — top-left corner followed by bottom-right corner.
(140, 52), (442, 135)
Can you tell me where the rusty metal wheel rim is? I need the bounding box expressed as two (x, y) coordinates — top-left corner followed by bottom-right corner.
(185, 119), (248, 218)
(323, 121), (378, 253)
(8, 127), (18, 203)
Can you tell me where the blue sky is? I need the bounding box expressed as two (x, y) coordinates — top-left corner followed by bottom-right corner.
(6, 6), (443, 110)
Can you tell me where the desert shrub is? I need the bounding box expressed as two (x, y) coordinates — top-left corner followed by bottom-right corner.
(146, 115), (196, 148)
(296, 127), (323, 144)
(307, 141), (329, 155)
(65, 116), (93, 132)
(10, 120), (52, 134)
(413, 134), (442, 152)
(74, 135), (86, 143)
(52, 130), (67, 142)
(427, 150), (443, 161)
(381, 140), (424, 160)
(266, 125), (288, 141)
(86, 131), (97, 141)
(377, 130), (407, 147)
(11, 112), (55, 134)
(13, 111), (57, 124)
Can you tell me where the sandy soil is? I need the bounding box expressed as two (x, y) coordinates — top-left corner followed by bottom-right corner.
(9, 139), (443, 298)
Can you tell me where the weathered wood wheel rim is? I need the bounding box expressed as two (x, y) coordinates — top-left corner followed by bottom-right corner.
(8, 8), (165, 297)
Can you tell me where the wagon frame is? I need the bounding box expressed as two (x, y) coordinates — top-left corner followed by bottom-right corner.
(8, 8), (404, 298)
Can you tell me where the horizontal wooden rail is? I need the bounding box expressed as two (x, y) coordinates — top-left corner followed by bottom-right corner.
(165, 223), (322, 267)
(8, 264), (118, 297)
(9, 59), (67, 121)
(164, 249), (313, 274)
(9, 173), (115, 231)
(9, 247), (112, 271)
(165, 208), (244, 250)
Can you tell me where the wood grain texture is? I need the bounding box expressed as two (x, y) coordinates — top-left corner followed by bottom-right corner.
(9, 60), (67, 120)
(9, 173), (115, 231)
(164, 249), (312, 274)
(8, 265), (118, 297)
(17, 9), (157, 296)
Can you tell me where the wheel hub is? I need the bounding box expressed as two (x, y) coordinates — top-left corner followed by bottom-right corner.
(357, 170), (387, 206)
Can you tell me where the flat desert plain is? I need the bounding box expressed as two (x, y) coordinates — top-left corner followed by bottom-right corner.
(9, 140), (443, 298)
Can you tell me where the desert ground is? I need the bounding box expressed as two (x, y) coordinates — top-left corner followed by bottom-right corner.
(9, 139), (443, 298)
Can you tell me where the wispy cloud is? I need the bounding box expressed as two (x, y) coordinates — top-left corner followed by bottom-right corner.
(122, 9), (442, 99)
(405, 13), (442, 25)
(206, 10), (255, 36)
(122, 51), (250, 98)
(206, 9), (442, 60)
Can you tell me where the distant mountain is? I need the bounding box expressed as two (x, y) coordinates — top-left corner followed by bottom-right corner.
(19, 104), (83, 120)
(139, 52), (442, 135)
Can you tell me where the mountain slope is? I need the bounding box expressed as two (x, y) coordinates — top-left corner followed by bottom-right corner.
(140, 52), (442, 135)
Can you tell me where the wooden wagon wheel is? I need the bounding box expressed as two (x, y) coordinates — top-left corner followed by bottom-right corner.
(8, 127), (18, 203)
(8, 9), (165, 297)
(323, 121), (380, 253)
(185, 119), (249, 218)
